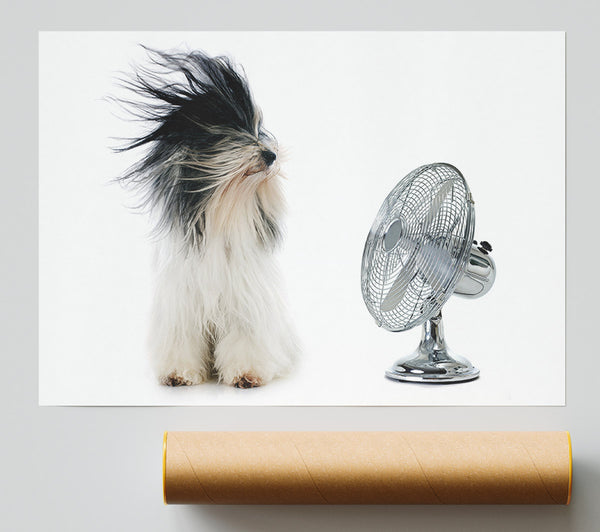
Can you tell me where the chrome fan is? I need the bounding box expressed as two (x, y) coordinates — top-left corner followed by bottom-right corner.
(361, 163), (496, 383)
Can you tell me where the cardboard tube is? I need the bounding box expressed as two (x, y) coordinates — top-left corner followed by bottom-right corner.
(163, 431), (572, 505)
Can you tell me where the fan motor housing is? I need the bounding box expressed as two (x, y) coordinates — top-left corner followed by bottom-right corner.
(453, 243), (496, 299)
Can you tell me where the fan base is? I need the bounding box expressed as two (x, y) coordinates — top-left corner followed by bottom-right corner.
(385, 311), (480, 384)
(385, 353), (480, 383)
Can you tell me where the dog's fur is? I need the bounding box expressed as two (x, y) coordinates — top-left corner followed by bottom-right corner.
(116, 48), (297, 387)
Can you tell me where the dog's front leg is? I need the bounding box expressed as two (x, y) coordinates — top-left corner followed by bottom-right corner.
(149, 255), (211, 386)
(213, 277), (298, 388)
(213, 325), (272, 388)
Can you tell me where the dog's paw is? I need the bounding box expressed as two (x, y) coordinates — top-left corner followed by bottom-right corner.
(232, 373), (264, 389)
(159, 369), (206, 387)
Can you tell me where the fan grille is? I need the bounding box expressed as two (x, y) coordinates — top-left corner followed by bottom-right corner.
(361, 163), (474, 332)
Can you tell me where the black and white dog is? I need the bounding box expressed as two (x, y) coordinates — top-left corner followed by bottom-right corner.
(117, 48), (297, 387)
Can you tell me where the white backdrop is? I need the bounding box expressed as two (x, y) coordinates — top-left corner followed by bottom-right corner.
(39, 31), (564, 405)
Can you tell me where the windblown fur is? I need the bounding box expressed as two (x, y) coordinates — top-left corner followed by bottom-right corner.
(117, 48), (298, 387)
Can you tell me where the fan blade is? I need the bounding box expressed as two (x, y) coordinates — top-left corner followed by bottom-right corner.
(380, 255), (418, 312)
(381, 243), (454, 313)
(416, 243), (455, 296)
(379, 179), (459, 313)
(421, 180), (456, 229)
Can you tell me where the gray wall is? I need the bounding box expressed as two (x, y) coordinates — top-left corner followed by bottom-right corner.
(2, 1), (599, 530)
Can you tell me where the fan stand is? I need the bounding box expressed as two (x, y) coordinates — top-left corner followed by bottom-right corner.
(385, 311), (480, 383)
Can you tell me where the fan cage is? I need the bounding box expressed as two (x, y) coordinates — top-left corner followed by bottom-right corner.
(361, 163), (475, 332)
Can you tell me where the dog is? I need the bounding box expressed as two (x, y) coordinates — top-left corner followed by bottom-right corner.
(116, 48), (298, 388)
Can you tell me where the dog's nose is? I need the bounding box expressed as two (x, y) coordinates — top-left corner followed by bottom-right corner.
(261, 150), (277, 167)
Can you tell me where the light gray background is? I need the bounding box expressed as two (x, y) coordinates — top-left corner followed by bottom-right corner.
(2, 1), (599, 531)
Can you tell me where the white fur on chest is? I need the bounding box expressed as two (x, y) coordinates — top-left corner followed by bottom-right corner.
(148, 205), (297, 386)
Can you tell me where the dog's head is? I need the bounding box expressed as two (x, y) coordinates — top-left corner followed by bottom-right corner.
(117, 48), (283, 245)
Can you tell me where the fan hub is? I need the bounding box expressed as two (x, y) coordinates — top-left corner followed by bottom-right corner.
(382, 218), (406, 252)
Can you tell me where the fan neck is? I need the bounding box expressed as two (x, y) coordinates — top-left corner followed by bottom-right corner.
(419, 311), (448, 361)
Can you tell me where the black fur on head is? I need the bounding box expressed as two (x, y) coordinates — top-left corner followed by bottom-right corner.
(115, 47), (280, 245)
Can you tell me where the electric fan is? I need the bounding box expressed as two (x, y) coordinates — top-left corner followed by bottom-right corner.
(361, 163), (495, 383)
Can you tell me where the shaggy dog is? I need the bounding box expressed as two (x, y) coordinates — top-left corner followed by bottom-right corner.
(117, 48), (297, 387)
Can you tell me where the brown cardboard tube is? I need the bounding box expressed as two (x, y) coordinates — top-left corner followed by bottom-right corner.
(163, 431), (572, 505)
